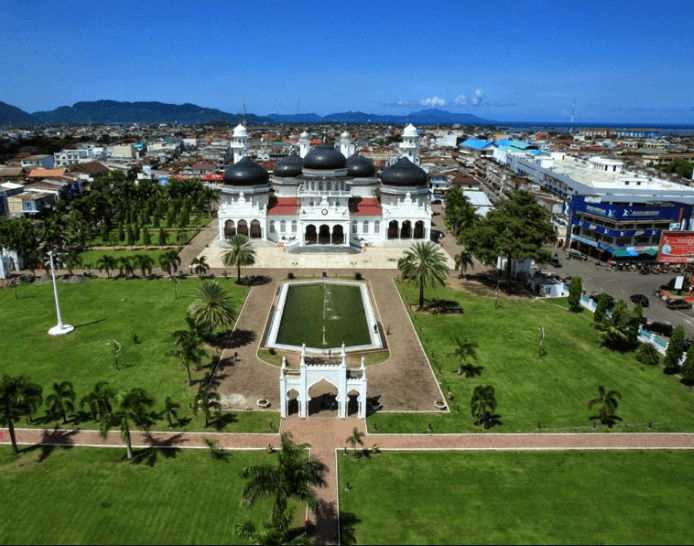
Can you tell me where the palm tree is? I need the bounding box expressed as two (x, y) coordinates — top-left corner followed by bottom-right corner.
(237, 509), (311, 546)
(134, 254), (154, 277)
(222, 234), (256, 282)
(79, 381), (114, 422)
(398, 242), (449, 310)
(241, 432), (328, 518)
(470, 384), (497, 428)
(96, 254), (117, 278)
(191, 256), (209, 277)
(100, 388), (155, 459)
(159, 250), (181, 277)
(162, 396), (180, 428)
(172, 316), (210, 384)
(452, 336), (479, 376)
(192, 381), (220, 428)
(45, 381), (76, 424)
(345, 426), (365, 453)
(588, 385), (622, 426)
(118, 255), (135, 277)
(454, 249), (475, 278)
(0, 374), (43, 454)
(188, 280), (236, 331)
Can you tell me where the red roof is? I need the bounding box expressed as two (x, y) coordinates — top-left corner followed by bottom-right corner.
(267, 197), (300, 216)
(350, 197), (382, 216)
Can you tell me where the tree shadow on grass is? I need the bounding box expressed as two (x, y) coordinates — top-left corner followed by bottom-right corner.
(589, 414), (622, 428)
(73, 318), (106, 330)
(209, 412), (237, 431)
(130, 433), (183, 467)
(21, 428), (78, 462)
(339, 511), (362, 546)
(227, 329), (257, 350)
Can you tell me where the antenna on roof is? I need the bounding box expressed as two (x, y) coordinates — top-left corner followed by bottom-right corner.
(242, 101), (247, 127)
(570, 99), (576, 133)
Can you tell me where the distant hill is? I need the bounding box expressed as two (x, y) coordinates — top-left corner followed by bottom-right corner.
(0, 101), (35, 125)
(0, 99), (493, 126)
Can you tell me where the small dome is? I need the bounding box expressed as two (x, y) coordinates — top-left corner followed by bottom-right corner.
(274, 154), (303, 178)
(223, 157), (269, 186)
(232, 123), (247, 137)
(346, 155), (376, 178)
(303, 142), (346, 170)
(341, 130), (351, 139)
(299, 131), (310, 139)
(403, 123), (418, 137)
(380, 157), (427, 187)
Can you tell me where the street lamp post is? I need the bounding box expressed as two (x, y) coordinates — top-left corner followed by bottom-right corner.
(47, 250), (74, 336)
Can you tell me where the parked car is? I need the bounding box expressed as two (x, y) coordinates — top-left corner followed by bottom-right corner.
(567, 250), (587, 261)
(644, 321), (674, 337)
(589, 292), (615, 309)
(552, 253), (562, 267)
(630, 294), (650, 307)
(666, 298), (692, 310)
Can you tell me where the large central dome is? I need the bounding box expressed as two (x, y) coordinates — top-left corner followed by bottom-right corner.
(223, 157), (269, 186)
(303, 142), (346, 170)
(380, 157), (427, 187)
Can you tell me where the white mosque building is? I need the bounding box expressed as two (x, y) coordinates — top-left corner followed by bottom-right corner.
(215, 123), (432, 251)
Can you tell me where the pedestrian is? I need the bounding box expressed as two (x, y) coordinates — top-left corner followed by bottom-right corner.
(234, 351), (239, 363)
(386, 325), (390, 335)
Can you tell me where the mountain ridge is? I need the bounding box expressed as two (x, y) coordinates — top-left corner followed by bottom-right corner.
(0, 100), (493, 126)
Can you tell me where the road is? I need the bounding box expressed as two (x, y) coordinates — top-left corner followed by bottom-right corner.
(549, 247), (694, 338)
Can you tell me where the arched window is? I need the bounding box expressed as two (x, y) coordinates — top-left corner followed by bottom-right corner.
(269, 220), (276, 234)
(363, 220), (369, 234)
(280, 220), (286, 233)
(352, 221), (358, 234)
(374, 221), (380, 234)
(291, 220), (297, 233)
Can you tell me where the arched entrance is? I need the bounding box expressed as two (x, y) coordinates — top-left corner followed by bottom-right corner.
(401, 220), (412, 239)
(388, 220), (399, 239)
(224, 220), (236, 239)
(250, 220), (262, 239)
(286, 389), (299, 416)
(332, 225), (344, 245)
(237, 220), (249, 236)
(305, 224), (317, 244)
(414, 220), (425, 239)
(308, 379), (338, 416)
(319, 224), (331, 245)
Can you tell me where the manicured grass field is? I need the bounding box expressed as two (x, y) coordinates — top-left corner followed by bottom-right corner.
(339, 450), (694, 545)
(0, 446), (287, 545)
(276, 282), (371, 348)
(0, 277), (270, 432)
(369, 281), (694, 433)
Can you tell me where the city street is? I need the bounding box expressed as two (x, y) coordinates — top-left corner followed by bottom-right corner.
(548, 247), (694, 338)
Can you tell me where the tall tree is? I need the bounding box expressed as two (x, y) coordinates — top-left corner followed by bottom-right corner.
(588, 385), (622, 426)
(45, 381), (76, 424)
(162, 396), (180, 428)
(79, 381), (114, 423)
(172, 316), (210, 385)
(345, 426), (365, 453)
(191, 256), (209, 277)
(397, 242), (449, 310)
(0, 374), (43, 454)
(159, 250), (181, 277)
(192, 381), (221, 428)
(100, 388), (155, 459)
(460, 190), (556, 277)
(96, 254), (117, 278)
(222, 234), (256, 282)
(452, 336), (479, 376)
(664, 325), (686, 372)
(470, 384), (497, 428)
(598, 300), (641, 351)
(241, 432), (328, 519)
(134, 254), (154, 277)
(444, 186), (477, 237)
(188, 281), (236, 331)
(594, 292), (608, 325)
(568, 276), (583, 312)
(681, 341), (694, 385)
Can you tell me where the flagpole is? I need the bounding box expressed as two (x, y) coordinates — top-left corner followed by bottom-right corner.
(48, 250), (74, 336)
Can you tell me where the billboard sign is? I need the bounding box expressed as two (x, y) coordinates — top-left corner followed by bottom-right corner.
(658, 231), (694, 263)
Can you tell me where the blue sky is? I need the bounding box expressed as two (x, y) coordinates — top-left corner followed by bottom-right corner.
(1, 0), (693, 124)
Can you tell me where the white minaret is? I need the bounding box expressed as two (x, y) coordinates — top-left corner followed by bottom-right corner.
(299, 131), (310, 159)
(340, 130), (354, 158)
(231, 123), (249, 163)
(400, 123), (420, 164)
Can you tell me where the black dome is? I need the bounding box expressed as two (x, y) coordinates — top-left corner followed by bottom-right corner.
(346, 155), (376, 178)
(223, 157), (269, 186)
(303, 142), (346, 170)
(380, 157), (427, 187)
(274, 154), (303, 178)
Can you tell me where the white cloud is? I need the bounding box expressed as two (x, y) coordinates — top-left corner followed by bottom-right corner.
(419, 96), (447, 107)
(454, 94), (467, 105)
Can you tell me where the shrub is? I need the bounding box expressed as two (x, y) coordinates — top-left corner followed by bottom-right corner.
(636, 342), (660, 366)
(287, 272), (295, 280)
(268, 348), (276, 356)
(355, 272), (362, 280)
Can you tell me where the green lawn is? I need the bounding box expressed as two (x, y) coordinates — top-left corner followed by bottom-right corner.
(0, 446), (292, 545)
(339, 450), (694, 545)
(368, 281), (694, 433)
(0, 277), (271, 432)
(277, 282), (371, 348)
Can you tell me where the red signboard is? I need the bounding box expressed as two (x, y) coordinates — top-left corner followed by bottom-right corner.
(658, 231), (694, 263)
